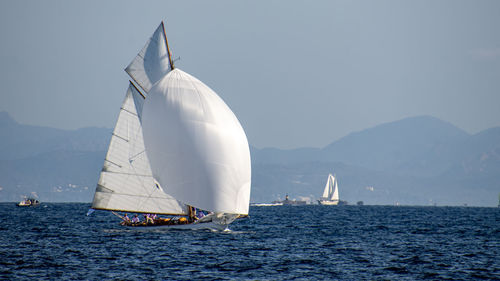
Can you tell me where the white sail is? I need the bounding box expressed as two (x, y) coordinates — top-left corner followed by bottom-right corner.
(141, 68), (251, 215)
(331, 175), (339, 201)
(125, 22), (173, 93)
(92, 83), (188, 215)
(322, 174), (333, 198)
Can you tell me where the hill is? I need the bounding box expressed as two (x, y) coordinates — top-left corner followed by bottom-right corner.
(0, 112), (498, 206)
(0, 112), (110, 202)
(251, 116), (499, 206)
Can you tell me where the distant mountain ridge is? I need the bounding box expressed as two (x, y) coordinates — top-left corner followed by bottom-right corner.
(0, 111), (498, 206)
(250, 115), (499, 206)
(0, 112), (110, 161)
(0, 112), (110, 202)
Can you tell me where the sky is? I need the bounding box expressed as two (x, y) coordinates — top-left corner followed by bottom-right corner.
(1, 0), (499, 149)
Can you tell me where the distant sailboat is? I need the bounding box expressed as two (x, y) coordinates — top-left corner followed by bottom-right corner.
(90, 22), (251, 230)
(318, 174), (339, 205)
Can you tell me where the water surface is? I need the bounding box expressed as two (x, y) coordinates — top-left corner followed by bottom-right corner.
(1, 203), (498, 280)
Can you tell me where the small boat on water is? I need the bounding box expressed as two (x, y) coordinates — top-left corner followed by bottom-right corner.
(17, 198), (40, 207)
(318, 173), (340, 205)
(250, 203), (283, 207)
(272, 195), (307, 206)
(89, 22), (251, 231)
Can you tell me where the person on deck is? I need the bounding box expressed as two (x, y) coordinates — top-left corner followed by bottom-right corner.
(121, 213), (131, 225)
(131, 214), (140, 223)
(145, 214), (154, 224)
(198, 210), (205, 218)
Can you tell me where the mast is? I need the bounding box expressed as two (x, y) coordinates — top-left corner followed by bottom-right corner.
(161, 21), (175, 70)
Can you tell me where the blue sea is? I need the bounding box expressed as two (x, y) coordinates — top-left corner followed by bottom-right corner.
(1, 203), (499, 280)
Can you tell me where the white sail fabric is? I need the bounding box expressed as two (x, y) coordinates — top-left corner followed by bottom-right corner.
(322, 173), (339, 201)
(92, 83), (188, 215)
(332, 176), (339, 201)
(125, 23), (172, 93)
(322, 174), (333, 198)
(141, 68), (251, 215)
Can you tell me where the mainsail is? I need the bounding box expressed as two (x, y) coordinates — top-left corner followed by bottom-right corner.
(141, 68), (252, 215)
(92, 83), (187, 215)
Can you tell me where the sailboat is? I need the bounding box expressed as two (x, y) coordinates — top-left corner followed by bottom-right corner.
(317, 173), (339, 205)
(90, 22), (251, 230)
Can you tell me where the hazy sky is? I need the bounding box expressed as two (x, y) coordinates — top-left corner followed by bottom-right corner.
(1, 1), (499, 149)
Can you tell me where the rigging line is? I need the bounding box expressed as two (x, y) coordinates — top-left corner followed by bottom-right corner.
(132, 162), (174, 211)
(123, 105), (159, 201)
(126, 144), (171, 211)
(129, 149), (146, 162)
(130, 157), (184, 213)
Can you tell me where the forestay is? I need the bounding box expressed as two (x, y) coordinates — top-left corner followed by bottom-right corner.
(125, 23), (172, 93)
(92, 83), (188, 215)
(141, 69), (252, 215)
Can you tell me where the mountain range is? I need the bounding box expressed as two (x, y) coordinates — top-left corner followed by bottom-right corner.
(0, 111), (499, 206)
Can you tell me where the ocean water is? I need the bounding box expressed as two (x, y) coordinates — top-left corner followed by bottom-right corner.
(0, 203), (499, 280)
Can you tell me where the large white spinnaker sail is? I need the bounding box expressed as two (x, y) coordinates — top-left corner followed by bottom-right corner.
(141, 68), (252, 215)
(92, 83), (188, 215)
(125, 22), (174, 93)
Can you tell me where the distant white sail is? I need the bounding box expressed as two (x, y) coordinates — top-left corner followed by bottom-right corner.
(331, 175), (339, 201)
(92, 83), (187, 215)
(319, 173), (339, 205)
(322, 174), (333, 198)
(125, 23), (173, 93)
(141, 68), (252, 215)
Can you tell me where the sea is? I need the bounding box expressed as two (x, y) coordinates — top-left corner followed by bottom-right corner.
(1, 203), (499, 280)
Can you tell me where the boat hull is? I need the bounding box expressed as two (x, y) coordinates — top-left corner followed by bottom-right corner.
(318, 200), (339, 206)
(123, 220), (231, 231)
(122, 213), (238, 231)
(16, 200), (40, 207)
(130, 221), (229, 231)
